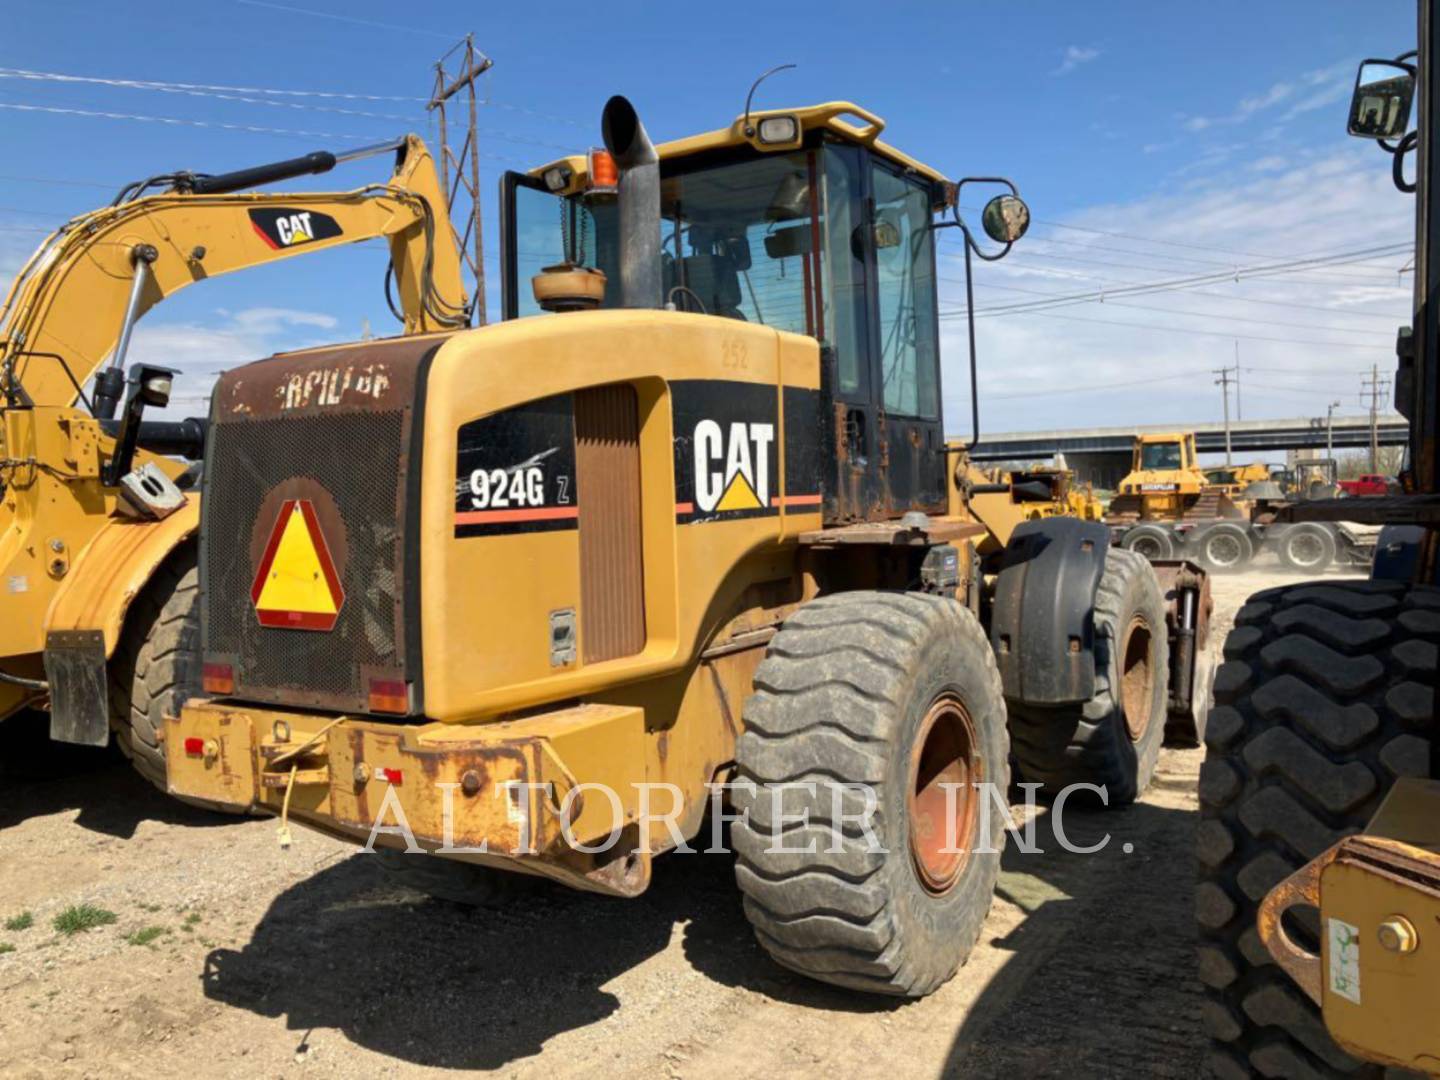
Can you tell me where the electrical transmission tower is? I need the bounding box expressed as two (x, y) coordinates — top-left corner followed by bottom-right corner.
(429, 35), (493, 326)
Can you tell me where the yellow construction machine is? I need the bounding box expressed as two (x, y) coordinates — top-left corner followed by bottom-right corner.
(0, 134), (468, 798)
(165, 95), (1210, 996)
(1195, 10), (1440, 1075)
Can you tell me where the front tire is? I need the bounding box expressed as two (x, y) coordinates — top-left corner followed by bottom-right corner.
(1007, 547), (1169, 805)
(731, 591), (1009, 997)
(1198, 579), (1436, 1078)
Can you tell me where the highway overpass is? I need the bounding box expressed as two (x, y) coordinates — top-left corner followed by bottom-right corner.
(965, 414), (1409, 487)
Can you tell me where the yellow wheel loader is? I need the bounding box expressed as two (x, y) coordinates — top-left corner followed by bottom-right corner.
(167, 95), (1209, 996)
(0, 134), (469, 800)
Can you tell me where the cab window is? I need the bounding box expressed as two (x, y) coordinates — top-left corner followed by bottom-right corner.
(871, 163), (939, 419)
(1140, 442), (1183, 470)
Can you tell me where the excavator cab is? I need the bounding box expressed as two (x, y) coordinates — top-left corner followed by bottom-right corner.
(501, 113), (951, 522)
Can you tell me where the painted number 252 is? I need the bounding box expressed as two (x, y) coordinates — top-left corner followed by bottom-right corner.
(470, 466), (545, 509)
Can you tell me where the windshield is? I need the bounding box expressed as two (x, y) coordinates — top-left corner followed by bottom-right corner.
(1140, 442), (1183, 471)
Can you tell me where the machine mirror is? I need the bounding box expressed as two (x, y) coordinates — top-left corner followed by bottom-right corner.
(1348, 60), (1415, 138)
(981, 194), (1030, 244)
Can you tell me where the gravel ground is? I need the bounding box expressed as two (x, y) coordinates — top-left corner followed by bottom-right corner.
(0, 566), (1358, 1079)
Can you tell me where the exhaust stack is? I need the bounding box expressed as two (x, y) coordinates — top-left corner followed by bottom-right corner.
(601, 95), (662, 309)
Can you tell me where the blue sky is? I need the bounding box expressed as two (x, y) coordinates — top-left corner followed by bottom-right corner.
(0, 1), (1418, 446)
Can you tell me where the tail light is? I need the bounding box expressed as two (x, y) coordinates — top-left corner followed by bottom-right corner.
(183, 737), (205, 756)
(203, 662), (235, 694)
(368, 677), (408, 714)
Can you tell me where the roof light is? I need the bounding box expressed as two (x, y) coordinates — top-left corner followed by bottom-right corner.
(542, 164), (572, 192)
(587, 149), (618, 195)
(756, 115), (799, 145)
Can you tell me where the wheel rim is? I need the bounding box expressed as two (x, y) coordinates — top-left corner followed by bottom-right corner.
(908, 693), (981, 896)
(1131, 535), (1164, 560)
(1120, 615), (1155, 742)
(1206, 532), (1243, 568)
(1288, 532), (1325, 568)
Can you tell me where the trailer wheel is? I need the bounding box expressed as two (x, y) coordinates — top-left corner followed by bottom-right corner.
(1276, 523), (1336, 573)
(107, 545), (242, 813)
(1195, 522), (1254, 574)
(373, 849), (538, 906)
(1120, 523), (1174, 561)
(1006, 547), (1168, 805)
(731, 591), (1008, 997)
(1198, 579), (1435, 1078)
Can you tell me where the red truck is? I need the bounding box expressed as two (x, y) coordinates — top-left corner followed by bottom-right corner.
(1338, 473), (1397, 496)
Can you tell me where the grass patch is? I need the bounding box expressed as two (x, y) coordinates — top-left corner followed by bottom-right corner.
(0, 942), (14, 955)
(4, 912), (33, 931)
(124, 926), (167, 948)
(52, 904), (118, 936)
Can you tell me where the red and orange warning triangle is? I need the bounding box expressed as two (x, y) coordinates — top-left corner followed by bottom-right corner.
(250, 499), (345, 631)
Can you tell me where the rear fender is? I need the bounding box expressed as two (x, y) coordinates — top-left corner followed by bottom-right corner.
(989, 517), (1109, 706)
(42, 500), (198, 745)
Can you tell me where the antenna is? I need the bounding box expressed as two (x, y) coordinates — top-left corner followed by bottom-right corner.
(743, 64), (797, 136)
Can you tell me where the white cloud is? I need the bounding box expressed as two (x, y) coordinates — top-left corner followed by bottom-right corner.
(942, 147), (1413, 441)
(1053, 45), (1101, 77)
(129, 306), (341, 418)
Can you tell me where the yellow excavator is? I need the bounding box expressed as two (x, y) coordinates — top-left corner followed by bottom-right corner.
(0, 133), (468, 798)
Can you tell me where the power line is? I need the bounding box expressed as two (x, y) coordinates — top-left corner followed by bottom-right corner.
(940, 243), (1412, 319)
(984, 368), (1212, 401)
(987, 306), (1395, 351)
(0, 66), (590, 128)
(0, 101), (531, 162)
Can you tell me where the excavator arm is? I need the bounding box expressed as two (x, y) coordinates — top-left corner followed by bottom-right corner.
(0, 133), (468, 409)
(0, 133), (468, 722)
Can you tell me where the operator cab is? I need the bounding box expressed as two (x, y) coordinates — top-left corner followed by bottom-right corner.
(499, 104), (955, 521)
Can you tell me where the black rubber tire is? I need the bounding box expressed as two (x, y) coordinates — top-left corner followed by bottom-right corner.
(107, 545), (242, 813)
(1120, 523), (1175, 561)
(1198, 579), (1437, 1079)
(373, 849), (538, 906)
(731, 590), (1009, 997)
(1195, 523), (1256, 574)
(1277, 523), (1337, 574)
(1006, 547), (1169, 805)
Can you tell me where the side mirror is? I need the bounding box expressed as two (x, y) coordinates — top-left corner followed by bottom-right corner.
(1348, 59), (1415, 139)
(981, 194), (1030, 244)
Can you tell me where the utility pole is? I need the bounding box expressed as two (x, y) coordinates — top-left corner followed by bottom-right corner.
(1360, 364), (1391, 473)
(429, 35), (493, 326)
(1214, 366), (1234, 466)
(1233, 342), (1241, 420)
(1326, 400), (1341, 462)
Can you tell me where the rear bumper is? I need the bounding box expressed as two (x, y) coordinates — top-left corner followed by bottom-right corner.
(166, 698), (652, 895)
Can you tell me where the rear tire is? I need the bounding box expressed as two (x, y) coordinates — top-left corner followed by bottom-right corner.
(1007, 547), (1168, 805)
(1277, 523), (1337, 573)
(1120, 523), (1174, 561)
(1195, 523), (1254, 574)
(732, 591), (1009, 997)
(107, 545), (243, 814)
(1198, 579), (1436, 1078)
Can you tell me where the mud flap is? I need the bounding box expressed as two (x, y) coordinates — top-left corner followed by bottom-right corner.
(989, 517), (1109, 706)
(42, 630), (109, 746)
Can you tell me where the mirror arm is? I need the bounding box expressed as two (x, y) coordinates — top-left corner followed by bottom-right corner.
(959, 222), (982, 453)
(1393, 129), (1419, 194)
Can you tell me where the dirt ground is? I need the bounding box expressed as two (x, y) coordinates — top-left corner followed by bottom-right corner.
(0, 565), (1359, 1080)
